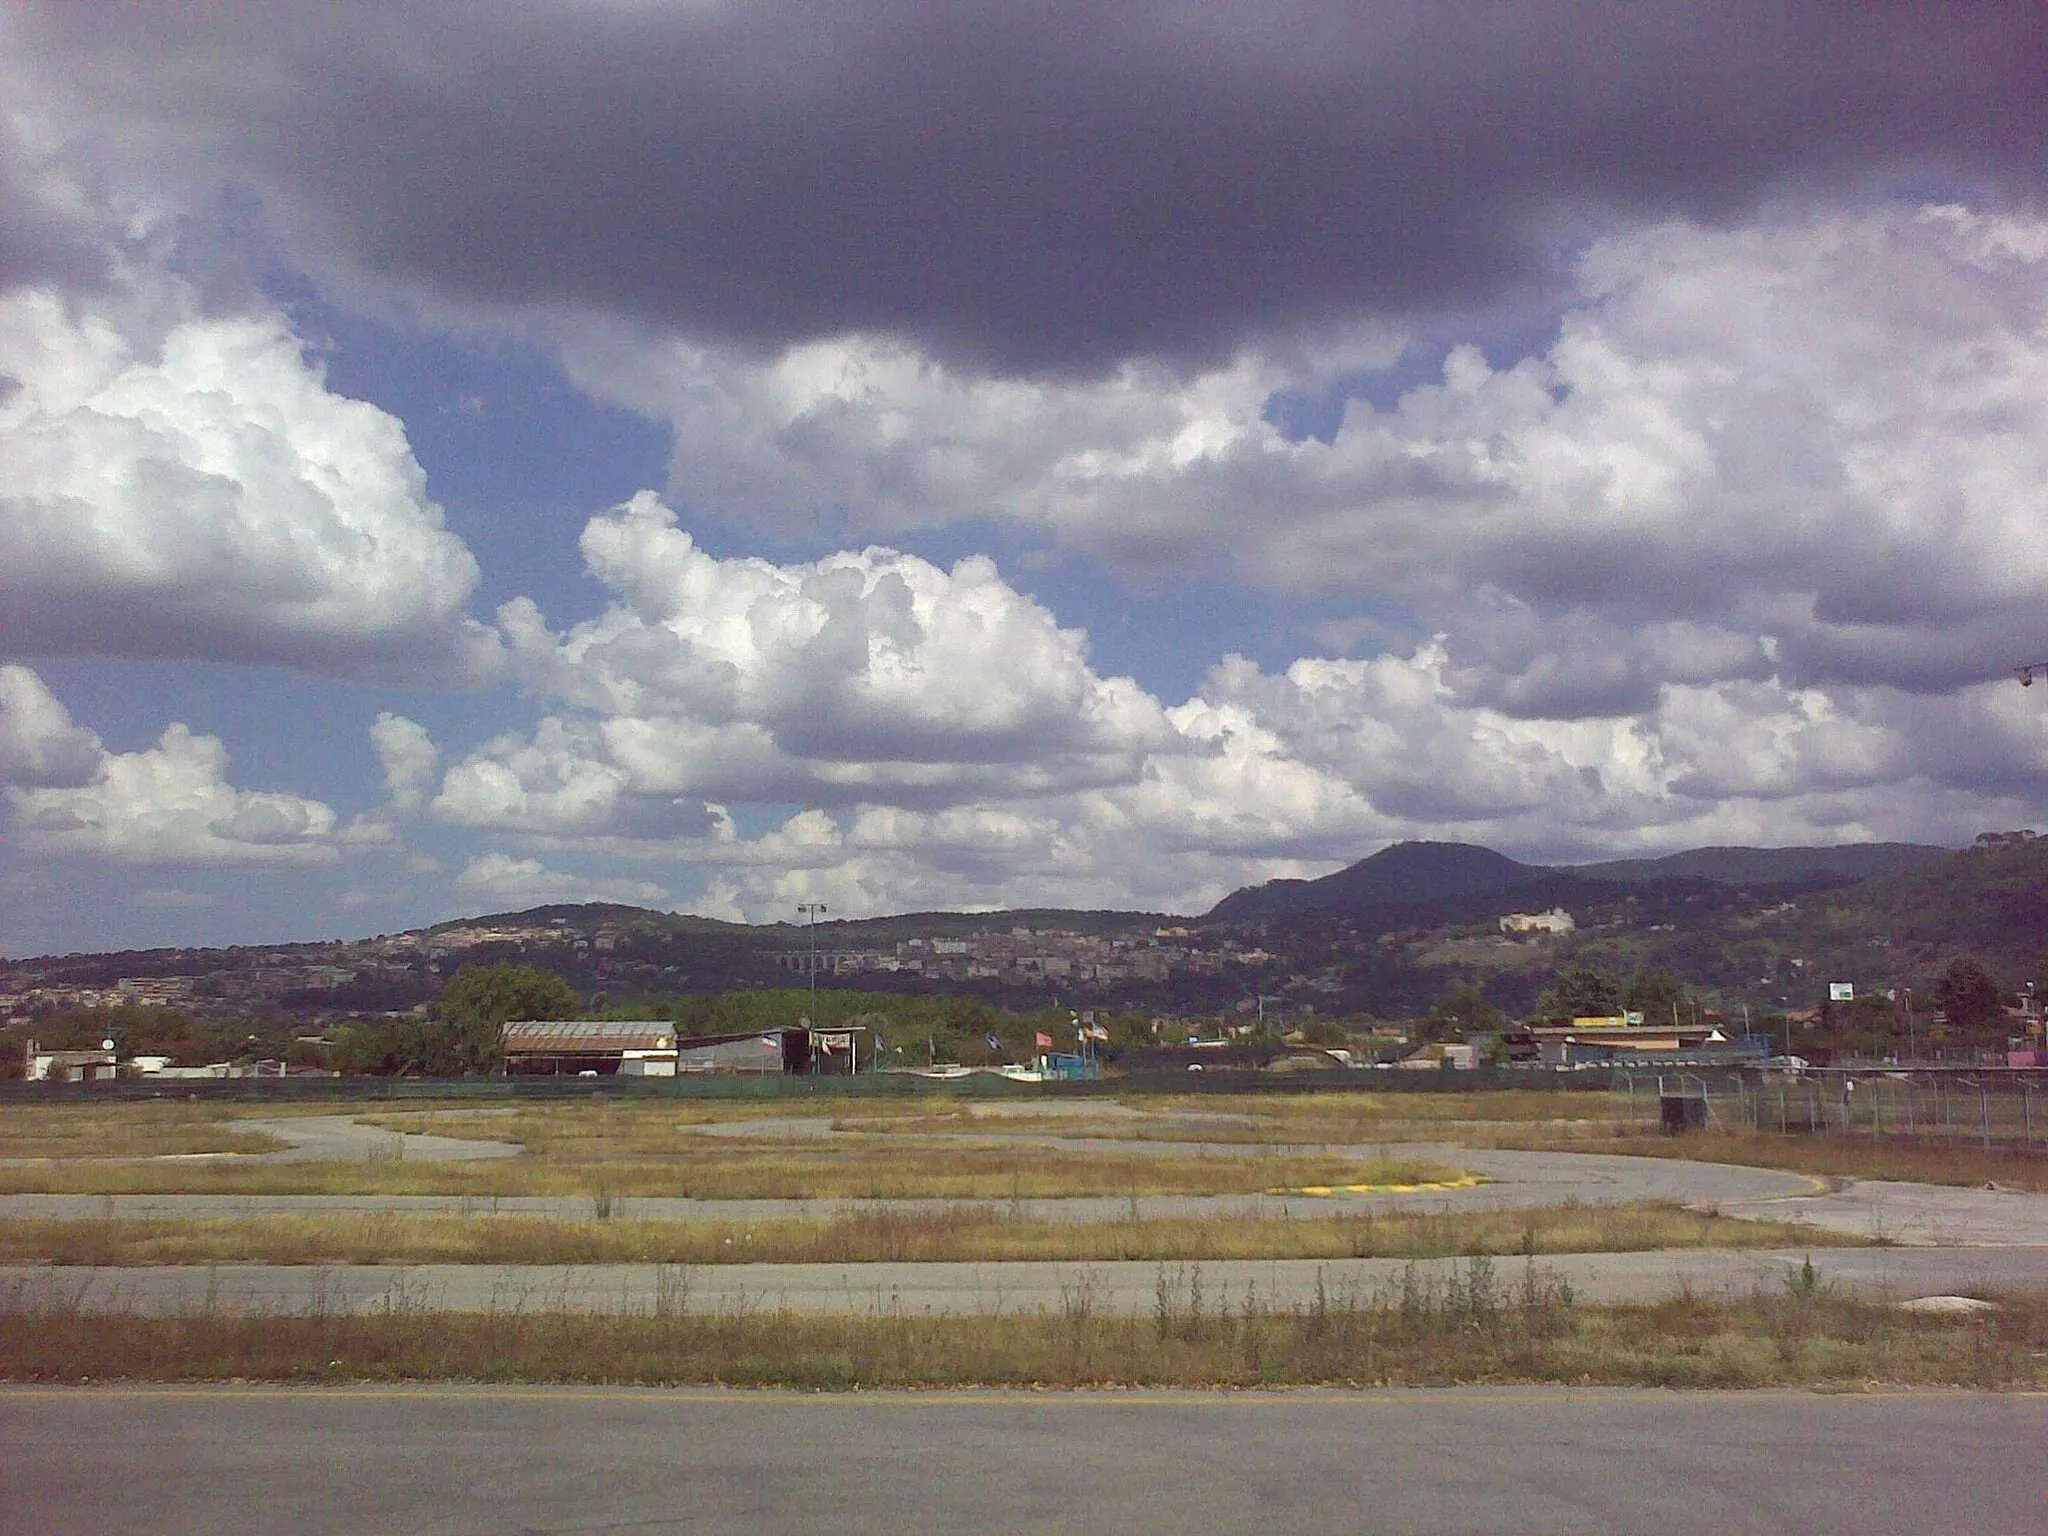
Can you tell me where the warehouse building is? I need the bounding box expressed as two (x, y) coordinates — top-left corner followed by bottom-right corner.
(501, 1020), (679, 1076)
(502, 1021), (864, 1076)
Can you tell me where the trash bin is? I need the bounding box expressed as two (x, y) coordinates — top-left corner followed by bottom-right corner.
(1660, 1094), (1707, 1134)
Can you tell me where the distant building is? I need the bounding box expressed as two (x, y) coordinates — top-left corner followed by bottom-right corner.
(23, 1040), (117, 1082)
(502, 1020), (678, 1076)
(1500, 908), (1575, 936)
(1524, 1018), (1745, 1066)
(501, 1020), (865, 1077)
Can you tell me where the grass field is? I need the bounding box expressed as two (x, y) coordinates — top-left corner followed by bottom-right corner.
(834, 1090), (1618, 1146)
(0, 1106), (287, 1160)
(12, 1088), (2048, 1195)
(0, 1140), (1458, 1199)
(0, 1262), (2034, 1390)
(0, 1200), (1862, 1267)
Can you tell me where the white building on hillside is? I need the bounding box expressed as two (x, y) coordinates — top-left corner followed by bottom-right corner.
(1500, 908), (1575, 936)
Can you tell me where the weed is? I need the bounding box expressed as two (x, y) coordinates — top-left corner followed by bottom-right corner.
(5, 1287), (2021, 1387)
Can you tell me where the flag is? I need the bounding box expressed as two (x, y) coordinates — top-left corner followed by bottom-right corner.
(1034, 1031), (1053, 1049)
(760, 1034), (780, 1051)
(1088, 1024), (1109, 1041)
(986, 1033), (1003, 1051)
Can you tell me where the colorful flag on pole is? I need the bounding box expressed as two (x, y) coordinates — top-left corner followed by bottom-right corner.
(760, 1034), (780, 1051)
(1034, 1031), (1053, 1049)
(986, 1033), (1003, 1051)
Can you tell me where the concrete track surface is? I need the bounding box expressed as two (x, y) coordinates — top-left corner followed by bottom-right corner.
(6, 1108), (2048, 1312)
(5, 1244), (2045, 1316)
(236, 1114), (521, 1162)
(6, 1384), (2048, 1535)
(9, 1139), (2048, 1247)
(0, 1139), (1829, 1225)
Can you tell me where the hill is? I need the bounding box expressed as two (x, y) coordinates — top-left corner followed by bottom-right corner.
(1797, 833), (2048, 981)
(1572, 843), (1948, 887)
(428, 903), (750, 937)
(1206, 839), (1958, 927)
(1205, 841), (1545, 924)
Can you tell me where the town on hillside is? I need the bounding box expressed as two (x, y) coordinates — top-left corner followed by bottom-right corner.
(9, 836), (2048, 1079)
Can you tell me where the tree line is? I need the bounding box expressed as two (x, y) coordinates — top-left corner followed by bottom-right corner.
(11, 950), (2040, 1080)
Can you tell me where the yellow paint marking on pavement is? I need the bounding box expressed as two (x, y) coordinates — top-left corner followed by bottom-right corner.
(1271, 1175), (1488, 1197)
(1726, 1173), (1835, 1201)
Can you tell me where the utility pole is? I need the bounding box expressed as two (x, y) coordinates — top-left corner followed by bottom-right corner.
(797, 902), (827, 1030)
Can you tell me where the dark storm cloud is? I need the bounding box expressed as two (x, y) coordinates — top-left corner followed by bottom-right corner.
(16, 1), (2046, 373)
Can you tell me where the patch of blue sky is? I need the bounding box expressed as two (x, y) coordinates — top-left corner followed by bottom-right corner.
(1263, 312), (1568, 445)
(28, 659), (519, 818)
(281, 295), (675, 619)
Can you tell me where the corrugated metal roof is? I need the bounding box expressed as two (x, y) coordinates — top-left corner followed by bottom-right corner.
(502, 1020), (675, 1050)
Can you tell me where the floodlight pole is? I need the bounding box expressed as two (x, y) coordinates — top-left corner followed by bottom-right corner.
(797, 902), (827, 1035)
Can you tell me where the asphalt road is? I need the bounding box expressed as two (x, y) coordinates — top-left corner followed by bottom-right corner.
(5, 1384), (2045, 1535)
(5, 1244), (2043, 1316)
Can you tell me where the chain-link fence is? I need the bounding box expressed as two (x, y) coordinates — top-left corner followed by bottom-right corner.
(1614, 1067), (2048, 1149)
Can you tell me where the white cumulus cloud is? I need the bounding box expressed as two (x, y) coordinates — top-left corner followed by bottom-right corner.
(554, 204), (2048, 713)
(8, 719), (340, 866)
(0, 663), (103, 787)
(0, 284), (500, 681)
(370, 712), (441, 811)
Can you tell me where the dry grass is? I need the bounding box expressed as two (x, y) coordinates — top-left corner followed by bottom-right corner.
(0, 1106), (285, 1160)
(842, 1090), (1616, 1146)
(0, 1143), (1455, 1200)
(352, 1095), (946, 1141)
(2, 1265), (2037, 1389)
(0, 1200), (1861, 1267)
(19, 1088), (2044, 1200)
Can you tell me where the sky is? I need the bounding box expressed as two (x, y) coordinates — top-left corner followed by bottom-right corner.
(6, 2), (2048, 956)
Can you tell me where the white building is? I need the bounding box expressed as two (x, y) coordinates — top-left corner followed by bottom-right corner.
(1500, 908), (1575, 936)
(24, 1040), (117, 1082)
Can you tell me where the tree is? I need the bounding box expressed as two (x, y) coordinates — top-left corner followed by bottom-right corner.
(1623, 968), (1688, 1025)
(433, 963), (580, 1074)
(1932, 955), (2004, 1036)
(1535, 967), (1622, 1021)
(1423, 983), (1503, 1042)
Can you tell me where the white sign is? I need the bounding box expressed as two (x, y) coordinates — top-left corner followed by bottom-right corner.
(1829, 982), (1854, 1002)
